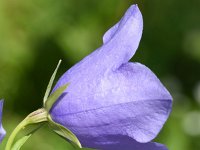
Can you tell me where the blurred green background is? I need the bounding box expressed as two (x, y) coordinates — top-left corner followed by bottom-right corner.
(0, 0), (200, 149)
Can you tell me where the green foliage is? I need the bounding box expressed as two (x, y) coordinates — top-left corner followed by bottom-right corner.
(11, 135), (31, 150)
(48, 115), (82, 148)
(43, 60), (62, 105)
(44, 83), (69, 112)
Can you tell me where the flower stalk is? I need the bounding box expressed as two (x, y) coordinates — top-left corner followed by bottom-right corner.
(5, 108), (48, 150)
(5, 60), (81, 150)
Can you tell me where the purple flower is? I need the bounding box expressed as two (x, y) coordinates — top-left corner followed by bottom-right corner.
(50, 4), (172, 150)
(0, 99), (6, 143)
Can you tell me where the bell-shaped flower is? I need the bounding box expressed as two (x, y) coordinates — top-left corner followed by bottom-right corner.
(0, 99), (6, 143)
(50, 4), (172, 150)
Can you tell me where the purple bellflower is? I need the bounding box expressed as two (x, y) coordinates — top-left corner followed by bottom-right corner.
(0, 100), (6, 143)
(50, 5), (172, 150)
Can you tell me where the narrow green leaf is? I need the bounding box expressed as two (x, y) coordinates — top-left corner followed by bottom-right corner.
(48, 115), (82, 148)
(10, 123), (44, 150)
(11, 134), (31, 150)
(45, 83), (69, 112)
(43, 59), (62, 106)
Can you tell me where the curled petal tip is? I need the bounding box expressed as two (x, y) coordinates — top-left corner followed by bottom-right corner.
(101, 4), (143, 70)
(103, 4), (142, 44)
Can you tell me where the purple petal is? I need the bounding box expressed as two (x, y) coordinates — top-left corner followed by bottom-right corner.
(80, 135), (168, 150)
(102, 21), (119, 44)
(0, 100), (6, 143)
(103, 4), (142, 46)
(101, 4), (143, 70)
(50, 62), (172, 145)
(51, 4), (143, 114)
(50, 4), (172, 149)
(51, 5), (142, 86)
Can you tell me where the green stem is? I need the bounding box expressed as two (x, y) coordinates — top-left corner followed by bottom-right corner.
(5, 118), (28, 150)
(5, 108), (48, 150)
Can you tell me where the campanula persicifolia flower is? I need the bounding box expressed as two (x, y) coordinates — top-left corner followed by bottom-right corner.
(0, 100), (6, 143)
(50, 5), (172, 150)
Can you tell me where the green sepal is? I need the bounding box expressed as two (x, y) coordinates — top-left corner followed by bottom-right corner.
(43, 59), (62, 106)
(44, 83), (69, 112)
(47, 115), (82, 148)
(5, 109), (47, 150)
(11, 134), (31, 150)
